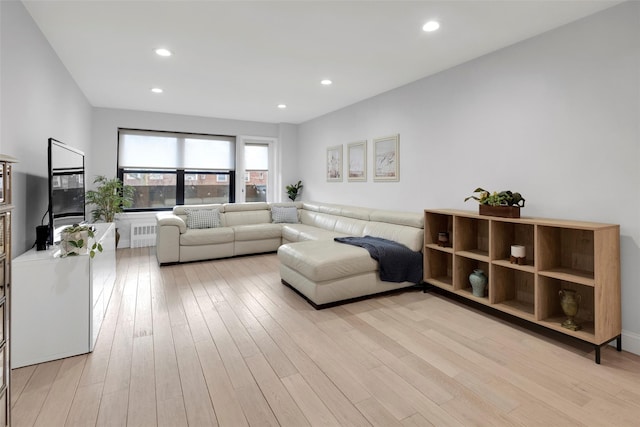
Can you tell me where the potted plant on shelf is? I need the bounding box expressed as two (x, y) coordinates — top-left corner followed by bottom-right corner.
(60, 224), (103, 258)
(465, 187), (525, 218)
(286, 180), (303, 201)
(85, 175), (135, 246)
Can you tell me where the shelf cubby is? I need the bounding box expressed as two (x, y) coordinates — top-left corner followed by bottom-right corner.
(491, 220), (535, 267)
(454, 255), (489, 297)
(492, 264), (535, 319)
(424, 212), (453, 249)
(424, 209), (620, 363)
(424, 248), (453, 290)
(537, 276), (595, 340)
(537, 225), (595, 283)
(454, 216), (489, 261)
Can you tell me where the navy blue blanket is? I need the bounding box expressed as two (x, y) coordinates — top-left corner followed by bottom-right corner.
(334, 235), (423, 284)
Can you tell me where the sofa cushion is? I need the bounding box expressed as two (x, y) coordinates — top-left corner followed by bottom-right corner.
(333, 216), (367, 235)
(362, 222), (423, 252)
(278, 241), (378, 282)
(299, 228), (346, 241)
(180, 227), (234, 246)
(270, 202), (303, 209)
(224, 209), (271, 226)
(224, 202), (269, 212)
(300, 211), (338, 231)
(185, 208), (221, 229)
(281, 224), (303, 242)
(282, 224), (344, 242)
(337, 206), (371, 221)
(233, 224), (283, 241)
(369, 210), (424, 228)
(271, 206), (299, 223)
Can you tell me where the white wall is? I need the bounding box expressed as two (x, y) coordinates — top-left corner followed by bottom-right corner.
(278, 123), (300, 201)
(297, 2), (640, 352)
(0, 0), (93, 255)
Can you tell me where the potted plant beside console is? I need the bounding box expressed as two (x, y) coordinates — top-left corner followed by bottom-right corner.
(60, 224), (103, 258)
(85, 175), (134, 247)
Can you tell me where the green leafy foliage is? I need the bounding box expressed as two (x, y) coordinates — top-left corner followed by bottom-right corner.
(286, 180), (303, 201)
(69, 239), (84, 248)
(465, 187), (525, 207)
(90, 243), (103, 259)
(85, 176), (135, 223)
(60, 224), (104, 258)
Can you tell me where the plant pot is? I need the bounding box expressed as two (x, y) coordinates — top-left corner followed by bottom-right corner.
(60, 230), (89, 256)
(479, 205), (520, 218)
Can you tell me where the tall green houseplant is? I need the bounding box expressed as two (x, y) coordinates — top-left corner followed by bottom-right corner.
(85, 176), (134, 223)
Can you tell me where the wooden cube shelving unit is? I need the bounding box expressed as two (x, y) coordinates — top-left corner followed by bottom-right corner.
(423, 209), (621, 364)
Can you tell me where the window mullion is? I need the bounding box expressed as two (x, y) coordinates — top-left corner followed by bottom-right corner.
(177, 170), (185, 205)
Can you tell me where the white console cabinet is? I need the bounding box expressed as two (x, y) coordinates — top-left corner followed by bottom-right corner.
(11, 223), (116, 368)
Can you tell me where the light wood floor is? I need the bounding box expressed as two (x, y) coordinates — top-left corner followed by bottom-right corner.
(10, 248), (640, 426)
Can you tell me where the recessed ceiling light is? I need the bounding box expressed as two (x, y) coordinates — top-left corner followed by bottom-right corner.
(155, 48), (172, 57)
(151, 87), (163, 93)
(422, 21), (440, 32)
(277, 104), (287, 109)
(321, 79), (332, 86)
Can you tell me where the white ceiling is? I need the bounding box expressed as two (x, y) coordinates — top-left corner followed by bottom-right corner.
(23, 0), (621, 125)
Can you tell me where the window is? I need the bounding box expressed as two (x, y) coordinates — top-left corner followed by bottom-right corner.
(185, 172), (230, 205)
(244, 142), (269, 203)
(118, 129), (236, 210)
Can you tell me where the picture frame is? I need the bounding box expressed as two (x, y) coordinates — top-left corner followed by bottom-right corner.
(347, 140), (367, 182)
(373, 134), (399, 182)
(326, 145), (343, 182)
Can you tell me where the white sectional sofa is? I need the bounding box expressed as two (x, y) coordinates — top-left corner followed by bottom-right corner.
(155, 201), (424, 307)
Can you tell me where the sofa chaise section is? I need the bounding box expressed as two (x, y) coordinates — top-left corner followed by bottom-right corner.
(277, 204), (424, 307)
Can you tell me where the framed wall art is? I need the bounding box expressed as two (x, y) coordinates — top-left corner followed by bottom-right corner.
(373, 134), (399, 181)
(326, 145), (343, 182)
(347, 140), (367, 182)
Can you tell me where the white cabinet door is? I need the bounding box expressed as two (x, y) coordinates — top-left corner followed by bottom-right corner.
(12, 254), (90, 368)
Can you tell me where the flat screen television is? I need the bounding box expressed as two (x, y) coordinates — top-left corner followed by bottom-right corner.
(48, 138), (86, 244)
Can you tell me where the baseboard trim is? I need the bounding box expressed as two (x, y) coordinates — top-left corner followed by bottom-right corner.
(618, 330), (640, 355)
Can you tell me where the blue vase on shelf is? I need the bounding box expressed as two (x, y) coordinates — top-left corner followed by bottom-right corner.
(469, 269), (488, 297)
